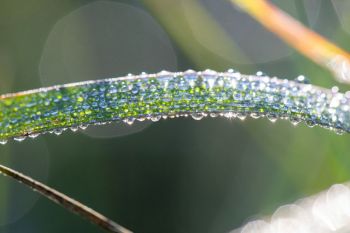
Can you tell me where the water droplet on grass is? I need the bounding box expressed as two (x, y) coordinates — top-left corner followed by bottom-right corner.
(29, 133), (40, 139)
(267, 114), (278, 123)
(0, 139), (8, 145)
(237, 113), (247, 120)
(53, 129), (63, 135)
(151, 115), (161, 122)
(70, 126), (79, 132)
(123, 118), (135, 125)
(79, 124), (88, 130)
(14, 136), (26, 142)
(250, 113), (261, 119)
(191, 113), (204, 120)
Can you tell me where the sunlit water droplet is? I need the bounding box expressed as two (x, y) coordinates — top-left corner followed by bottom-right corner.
(0, 139), (8, 145)
(335, 129), (345, 135)
(137, 117), (146, 122)
(306, 121), (317, 128)
(332, 86), (340, 93)
(191, 113), (204, 120)
(267, 114), (278, 123)
(151, 115), (161, 122)
(237, 113), (247, 121)
(14, 136), (26, 142)
(256, 71), (266, 76)
(224, 112), (236, 118)
(123, 118), (135, 125)
(79, 124), (88, 130)
(295, 75), (310, 84)
(29, 133), (40, 139)
(70, 126), (79, 132)
(291, 118), (301, 126)
(53, 129), (63, 135)
(250, 113), (261, 119)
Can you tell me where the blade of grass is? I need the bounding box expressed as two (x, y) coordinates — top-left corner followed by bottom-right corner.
(230, 0), (350, 84)
(0, 164), (132, 233)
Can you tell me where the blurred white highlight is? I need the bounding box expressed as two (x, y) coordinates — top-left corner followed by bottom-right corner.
(231, 183), (350, 233)
(328, 56), (350, 84)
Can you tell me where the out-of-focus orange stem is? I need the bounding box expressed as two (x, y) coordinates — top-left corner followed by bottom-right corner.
(231, 0), (350, 83)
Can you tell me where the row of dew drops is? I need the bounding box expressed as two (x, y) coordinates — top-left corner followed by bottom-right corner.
(0, 69), (348, 144)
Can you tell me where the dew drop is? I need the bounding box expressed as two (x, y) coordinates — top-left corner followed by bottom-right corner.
(224, 112), (236, 118)
(184, 69), (198, 88)
(151, 115), (161, 122)
(295, 75), (310, 84)
(250, 113), (261, 119)
(201, 69), (217, 89)
(331, 86), (339, 93)
(137, 117), (146, 122)
(209, 113), (218, 118)
(53, 129), (63, 135)
(14, 136), (26, 142)
(191, 113), (204, 120)
(79, 124), (88, 130)
(330, 96), (340, 108)
(290, 118), (301, 126)
(306, 121), (316, 128)
(70, 126), (79, 132)
(94, 122), (106, 126)
(268, 118), (277, 123)
(267, 114), (278, 123)
(345, 91), (350, 99)
(29, 133), (40, 139)
(335, 129), (345, 135)
(0, 139), (8, 145)
(237, 113), (247, 121)
(256, 71), (264, 76)
(124, 118), (135, 125)
(332, 115), (337, 122)
(157, 70), (171, 77)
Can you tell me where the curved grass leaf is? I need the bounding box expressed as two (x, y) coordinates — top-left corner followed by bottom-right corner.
(0, 70), (348, 144)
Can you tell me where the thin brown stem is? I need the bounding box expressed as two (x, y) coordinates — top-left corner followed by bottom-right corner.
(0, 164), (132, 233)
(230, 0), (350, 84)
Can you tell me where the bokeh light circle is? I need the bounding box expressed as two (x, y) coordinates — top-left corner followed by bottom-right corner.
(40, 1), (177, 138)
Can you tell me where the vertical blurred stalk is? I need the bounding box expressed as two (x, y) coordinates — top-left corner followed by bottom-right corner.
(0, 147), (10, 226)
(142, 0), (248, 69)
(231, 0), (350, 84)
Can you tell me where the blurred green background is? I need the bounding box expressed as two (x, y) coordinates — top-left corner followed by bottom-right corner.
(0, 0), (350, 232)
